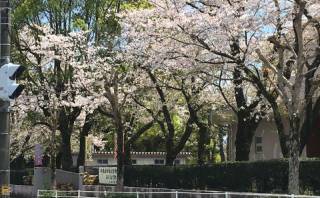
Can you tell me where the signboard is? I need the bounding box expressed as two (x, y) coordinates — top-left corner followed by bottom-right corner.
(99, 167), (117, 185)
(1, 185), (10, 196)
(34, 144), (43, 166)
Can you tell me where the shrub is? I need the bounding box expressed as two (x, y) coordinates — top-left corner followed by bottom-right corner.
(104, 193), (136, 198)
(11, 169), (34, 185)
(124, 159), (320, 195)
(57, 183), (74, 191)
(83, 172), (99, 185)
(22, 175), (33, 185)
(37, 191), (56, 198)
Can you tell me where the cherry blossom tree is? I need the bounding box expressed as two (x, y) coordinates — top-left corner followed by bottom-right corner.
(9, 0), (320, 193)
(255, 0), (320, 193)
(155, 68), (227, 165)
(12, 25), (99, 172)
(11, 0), (163, 190)
(119, 0), (273, 161)
(72, 34), (162, 188)
(120, 0), (320, 192)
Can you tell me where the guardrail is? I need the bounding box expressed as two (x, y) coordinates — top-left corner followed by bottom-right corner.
(37, 190), (319, 198)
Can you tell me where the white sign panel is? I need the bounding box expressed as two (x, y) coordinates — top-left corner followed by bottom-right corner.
(99, 167), (117, 185)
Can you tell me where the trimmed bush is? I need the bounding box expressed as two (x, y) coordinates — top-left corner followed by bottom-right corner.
(11, 168), (34, 185)
(124, 159), (320, 194)
(105, 194), (136, 198)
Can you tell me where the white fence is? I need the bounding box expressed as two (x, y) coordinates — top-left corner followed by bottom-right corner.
(37, 190), (320, 198)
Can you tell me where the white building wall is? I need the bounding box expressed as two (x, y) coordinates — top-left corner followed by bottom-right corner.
(249, 120), (283, 161)
(134, 158), (157, 165)
(73, 154), (188, 167)
(230, 119), (307, 161)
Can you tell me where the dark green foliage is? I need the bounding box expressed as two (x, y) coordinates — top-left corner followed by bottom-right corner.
(124, 159), (320, 194)
(105, 193), (136, 198)
(10, 168), (34, 185)
(300, 159), (320, 194)
(37, 191), (56, 198)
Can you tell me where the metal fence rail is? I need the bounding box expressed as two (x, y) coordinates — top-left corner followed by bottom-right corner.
(37, 190), (320, 198)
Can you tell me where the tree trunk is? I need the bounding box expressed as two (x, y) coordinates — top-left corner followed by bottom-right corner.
(299, 103), (312, 155)
(233, 63), (258, 161)
(116, 124), (125, 191)
(300, 54), (320, 154)
(218, 126), (226, 162)
(147, 70), (177, 166)
(165, 118), (194, 166)
(197, 125), (207, 165)
(235, 125), (251, 161)
(58, 108), (80, 171)
(59, 111), (73, 171)
(124, 143), (132, 165)
(77, 114), (94, 168)
(56, 152), (62, 169)
(271, 103), (289, 158)
(124, 120), (154, 165)
(77, 130), (87, 168)
(60, 130), (73, 171)
(235, 118), (259, 161)
(288, 119), (300, 194)
(299, 78), (320, 155)
(241, 62), (289, 158)
(165, 153), (176, 166)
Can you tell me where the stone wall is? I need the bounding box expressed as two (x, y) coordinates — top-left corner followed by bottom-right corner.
(11, 185), (34, 198)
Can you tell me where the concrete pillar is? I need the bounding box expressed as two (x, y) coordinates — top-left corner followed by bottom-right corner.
(78, 166), (84, 190)
(33, 167), (52, 196)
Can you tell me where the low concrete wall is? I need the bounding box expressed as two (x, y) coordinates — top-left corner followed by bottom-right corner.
(56, 169), (82, 189)
(33, 168), (82, 190)
(11, 168), (83, 198)
(11, 185), (34, 198)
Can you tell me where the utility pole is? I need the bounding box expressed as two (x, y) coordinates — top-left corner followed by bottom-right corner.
(50, 96), (57, 189)
(0, 1), (24, 197)
(0, 101), (10, 198)
(0, 0), (10, 197)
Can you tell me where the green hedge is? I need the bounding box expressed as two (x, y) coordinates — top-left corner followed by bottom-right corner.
(10, 168), (34, 185)
(124, 159), (320, 194)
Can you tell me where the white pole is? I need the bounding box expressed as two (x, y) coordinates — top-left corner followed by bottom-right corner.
(225, 192), (229, 198)
(291, 194), (295, 198)
(175, 191), (178, 198)
(78, 190), (80, 198)
(55, 190), (58, 198)
(136, 191), (139, 198)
